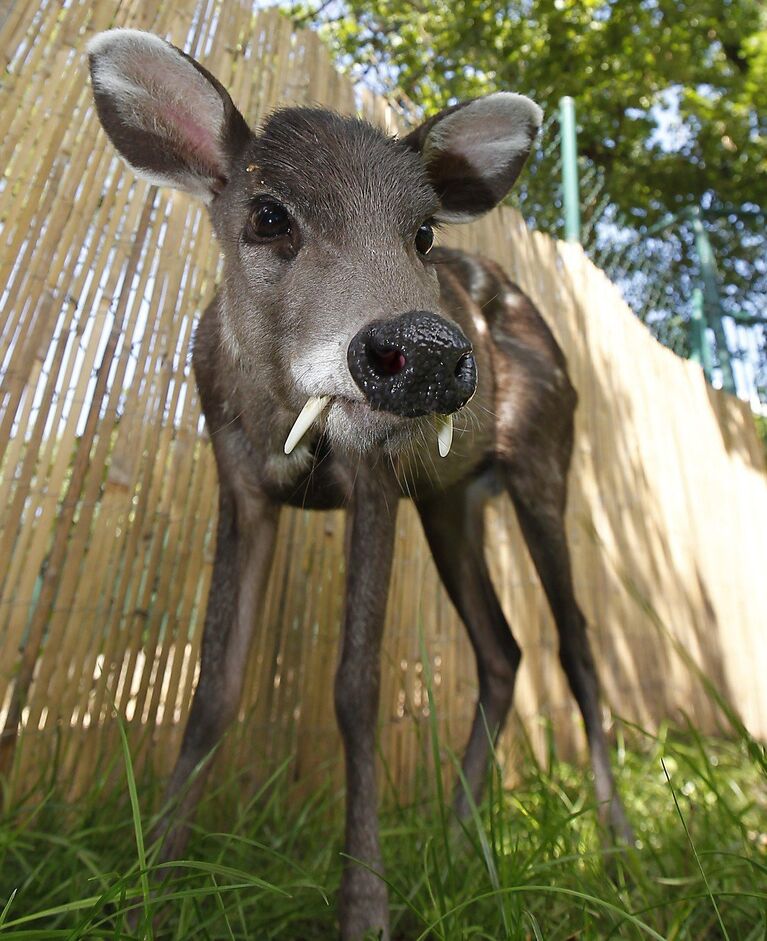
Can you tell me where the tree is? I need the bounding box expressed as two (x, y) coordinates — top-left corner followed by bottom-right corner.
(293, 0), (765, 222)
(291, 0), (766, 387)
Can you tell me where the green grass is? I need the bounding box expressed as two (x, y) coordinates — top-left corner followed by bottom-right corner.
(0, 714), (765, 941)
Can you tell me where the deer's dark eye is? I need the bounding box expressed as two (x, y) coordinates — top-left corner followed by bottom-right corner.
(246, 201), (291, 240)
(415, 222), (434, 255)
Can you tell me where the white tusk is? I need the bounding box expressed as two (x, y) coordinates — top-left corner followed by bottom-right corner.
(284, 396), (331, 454)
(436, 413), (453, 458)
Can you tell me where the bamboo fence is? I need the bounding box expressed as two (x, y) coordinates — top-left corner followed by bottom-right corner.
(1, 0), (766, 802)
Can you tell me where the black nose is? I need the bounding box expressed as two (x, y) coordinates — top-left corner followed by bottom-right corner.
(347, 311), (477, 417)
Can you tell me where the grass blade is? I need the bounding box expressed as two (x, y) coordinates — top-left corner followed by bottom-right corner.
(661, 757), (731, 941)
(116, 716), (151, 935)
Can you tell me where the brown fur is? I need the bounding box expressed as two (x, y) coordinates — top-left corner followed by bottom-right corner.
(87, 30), (631, 941)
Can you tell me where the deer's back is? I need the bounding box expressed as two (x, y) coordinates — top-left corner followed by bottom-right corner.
(433, 247), (577, 471)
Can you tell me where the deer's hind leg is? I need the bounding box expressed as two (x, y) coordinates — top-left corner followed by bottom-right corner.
(496, 370), (632, 841)
(417, 473), (522, 819)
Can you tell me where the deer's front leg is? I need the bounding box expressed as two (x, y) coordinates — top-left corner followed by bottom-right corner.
(152, 484), (278, 864)
(335, 473), (399, 941)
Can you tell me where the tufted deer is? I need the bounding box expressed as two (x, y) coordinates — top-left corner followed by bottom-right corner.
(88, 29), (631, 940)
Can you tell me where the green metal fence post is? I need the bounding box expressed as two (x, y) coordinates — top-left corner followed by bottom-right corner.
(689, 287), (713, 381)
(690, 207), (736, 394)
(559, 96), (581, 243)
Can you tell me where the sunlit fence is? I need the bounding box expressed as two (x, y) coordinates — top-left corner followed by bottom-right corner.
(1, 0), (767, 802)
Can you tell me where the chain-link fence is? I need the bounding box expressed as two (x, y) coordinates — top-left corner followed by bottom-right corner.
(513, 99), (767, 408)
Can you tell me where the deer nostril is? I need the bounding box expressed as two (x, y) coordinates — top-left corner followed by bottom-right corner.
(367, 344), (406, 377)
(455, 351), (475, 382)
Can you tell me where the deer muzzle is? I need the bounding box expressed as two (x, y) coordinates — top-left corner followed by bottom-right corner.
(347, 311), (477, 419)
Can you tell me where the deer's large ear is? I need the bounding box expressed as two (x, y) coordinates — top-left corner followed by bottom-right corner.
(87, 29), (251, 202)
(402, 93), (543, 223)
